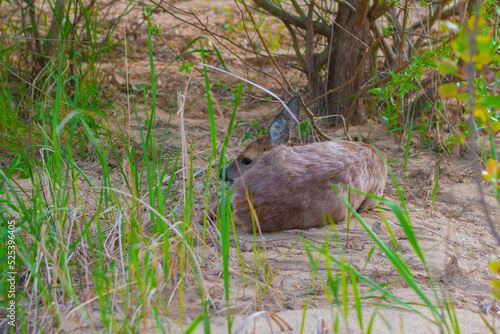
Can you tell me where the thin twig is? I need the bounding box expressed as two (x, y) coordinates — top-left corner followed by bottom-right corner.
(301, 99), (332, 141)
(156, 1), (289, 88)
(241, 0), (293, 94)
(465, 3), (500, 247)
(284, 22), (307, 71)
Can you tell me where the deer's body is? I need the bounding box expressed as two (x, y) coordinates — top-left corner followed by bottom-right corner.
(219, 97), (388, 232)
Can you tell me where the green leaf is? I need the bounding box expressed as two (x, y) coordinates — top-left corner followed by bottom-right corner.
(179, 61), (194, 74)
(491, 121), (500, 132)
(457, 93), (469, 102)
(368, 88), (383, 94)
(482, 96), (500, 108)
(183, 314), (203, 333)
(476, 33), (491, 53)
(437, 60), (458, 75)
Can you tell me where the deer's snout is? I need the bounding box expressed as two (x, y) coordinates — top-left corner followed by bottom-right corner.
(219, 167), (230, 182)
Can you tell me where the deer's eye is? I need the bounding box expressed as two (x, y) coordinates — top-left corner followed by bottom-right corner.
(242, 158), (252, 166)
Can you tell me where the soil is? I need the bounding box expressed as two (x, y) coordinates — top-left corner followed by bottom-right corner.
(5, 0), (500, 332)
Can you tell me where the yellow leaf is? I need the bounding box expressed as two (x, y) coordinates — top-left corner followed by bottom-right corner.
(458, 49), (472, 62)
(474, 52), (492, 66)
(437, 59), (458, 75)
(490, 260), (500, 274)
(477, 34), (491, 47)
(492, 279), (500, 289)
(482, 158), (498, 181)
(468, 15), (486, 31)
(438, 83), (458, 98)
(491, 121), (500, 132)
(473, 106), (488, 123)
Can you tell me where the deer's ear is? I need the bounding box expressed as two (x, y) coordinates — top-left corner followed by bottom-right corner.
(269, 115), (288, 146)
(283, 97), (300, 126)
(268, 97), (301, 146)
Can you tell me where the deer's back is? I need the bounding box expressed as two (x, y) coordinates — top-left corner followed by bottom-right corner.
(231, 140), (387, 232)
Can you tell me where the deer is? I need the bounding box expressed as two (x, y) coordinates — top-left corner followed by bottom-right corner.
(214, 96), (388, 232)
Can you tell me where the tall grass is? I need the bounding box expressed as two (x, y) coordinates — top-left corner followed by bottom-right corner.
(1, 1), (497, 333)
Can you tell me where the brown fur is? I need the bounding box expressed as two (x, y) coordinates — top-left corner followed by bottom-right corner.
(219, 97), (388, 232)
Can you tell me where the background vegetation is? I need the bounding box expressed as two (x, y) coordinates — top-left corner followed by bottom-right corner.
(2, 0), (500, 332)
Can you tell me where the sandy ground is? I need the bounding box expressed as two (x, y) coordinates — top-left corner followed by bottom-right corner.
(49, 106), (500, 332)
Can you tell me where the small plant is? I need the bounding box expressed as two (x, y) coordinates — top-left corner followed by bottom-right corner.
(235, 119), (267, 144)
(299, 121), (312, 137)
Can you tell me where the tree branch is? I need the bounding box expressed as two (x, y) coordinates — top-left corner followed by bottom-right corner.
(252, 0), (332, 39)
(367, 0), (393, 22)
(290, 0), (306, 19)
(241, 0), (292, 94)
(284, 22), (307, 72)
(315, 41), (336, 69)
(355, 0), (371, 26)
(157, 1), (289, 89)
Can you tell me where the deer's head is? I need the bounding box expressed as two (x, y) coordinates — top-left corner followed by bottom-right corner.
(220, 97), (301, 181)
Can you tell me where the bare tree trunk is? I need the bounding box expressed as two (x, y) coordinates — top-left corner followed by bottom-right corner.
(325, 0), (372, 126)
